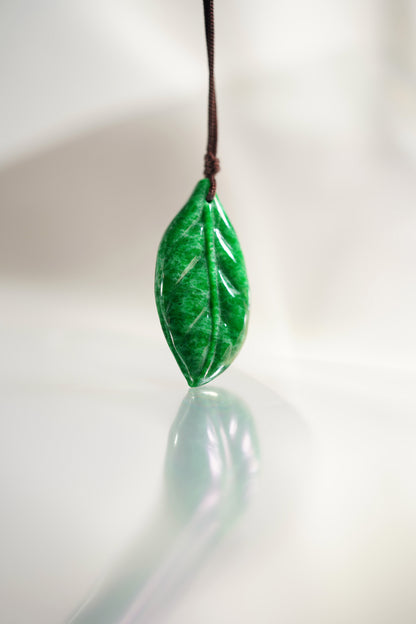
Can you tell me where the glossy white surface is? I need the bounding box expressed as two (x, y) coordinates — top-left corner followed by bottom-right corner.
(1, 296), (415, 623)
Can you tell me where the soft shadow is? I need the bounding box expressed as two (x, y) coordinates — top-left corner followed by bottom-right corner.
(67, 387), (260, 624)
(0, 100), (204, 289)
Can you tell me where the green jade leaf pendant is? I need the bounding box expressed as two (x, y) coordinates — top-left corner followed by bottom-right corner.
(155, 179), (249, 387)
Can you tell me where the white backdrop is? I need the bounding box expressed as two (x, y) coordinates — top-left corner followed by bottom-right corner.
(1, 0), (415, 379)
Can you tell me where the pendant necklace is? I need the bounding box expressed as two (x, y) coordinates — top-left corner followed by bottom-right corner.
(154, 0), (249, 387)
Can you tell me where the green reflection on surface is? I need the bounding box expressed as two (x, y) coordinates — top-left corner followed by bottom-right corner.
(68, 387), (259, 624)
(165, 388), (259, 523)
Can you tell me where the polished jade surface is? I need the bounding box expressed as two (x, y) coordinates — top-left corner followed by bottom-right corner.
(155, 179), (249, 387)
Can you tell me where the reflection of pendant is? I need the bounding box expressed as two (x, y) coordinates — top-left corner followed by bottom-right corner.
(67, 386), (259, 623)
(166, 387), (260, 517)
(155, 179), (249, 387)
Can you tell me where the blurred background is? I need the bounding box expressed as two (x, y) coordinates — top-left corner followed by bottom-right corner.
(1, 1), (416, 623)
(1, 0), (415, 376)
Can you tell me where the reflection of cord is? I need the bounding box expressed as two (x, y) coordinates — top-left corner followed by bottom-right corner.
(203, 0), (220, 201)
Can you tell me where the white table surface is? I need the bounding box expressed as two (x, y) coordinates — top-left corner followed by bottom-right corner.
(1, 290), (415, 624)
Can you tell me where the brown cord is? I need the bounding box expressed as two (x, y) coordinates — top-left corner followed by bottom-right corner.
(203, 0), (220, 202)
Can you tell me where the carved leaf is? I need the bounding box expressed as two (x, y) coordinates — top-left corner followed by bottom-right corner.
(155, 179), (249, 387)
